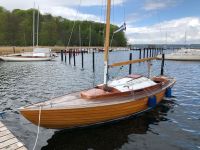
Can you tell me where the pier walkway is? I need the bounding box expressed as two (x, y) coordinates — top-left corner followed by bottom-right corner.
(0, 121), (27, 150)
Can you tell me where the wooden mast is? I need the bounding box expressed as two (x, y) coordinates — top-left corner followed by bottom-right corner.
(103, 0), (111, 88)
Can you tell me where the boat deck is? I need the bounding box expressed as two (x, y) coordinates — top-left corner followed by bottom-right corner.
(0, 121), (27, 150)
(21, 76), (175, 110)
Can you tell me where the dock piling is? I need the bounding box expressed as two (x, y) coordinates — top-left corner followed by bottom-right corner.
(61, 50), (63, 61)
(64, 50), (66, 62)
(92, 51), (95, 72)
(129, 53), (132, 74)
(69, 50), (71, 64)
(73, 50), (76, 66)
(147, 48), (149, 58)
(81, 50), (84, 69)
(161, 54), (165, 75)
(139, 49), (142, 59)
(143, 48), (146, 58)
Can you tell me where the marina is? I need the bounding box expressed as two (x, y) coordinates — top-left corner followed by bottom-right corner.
(18, 0), (175, 131)
(0, 52), (200, 149)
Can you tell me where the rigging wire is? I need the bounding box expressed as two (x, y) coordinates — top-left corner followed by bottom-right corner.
(110, 0), (126, 48)
(156, 10), (164, 45)
(66, 0), (82, 49)
(98, 0), (106, 46)
(122, 0), (126, 23)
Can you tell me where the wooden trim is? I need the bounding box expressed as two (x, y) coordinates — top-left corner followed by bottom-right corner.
(109, 57), (157, 67)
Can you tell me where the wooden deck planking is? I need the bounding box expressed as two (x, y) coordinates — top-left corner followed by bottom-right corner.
(0, 121), (27, 150)
(0, 134), (15, 143)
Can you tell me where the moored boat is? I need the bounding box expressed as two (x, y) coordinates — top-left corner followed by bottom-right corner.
(19, 0), (176, 129)
(19, 74), (175, 129)
(0, 48), (54, 62)
(157, 49), (200, 61)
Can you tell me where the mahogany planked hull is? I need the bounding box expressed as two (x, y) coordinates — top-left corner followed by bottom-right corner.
(20, 90), (166, 129)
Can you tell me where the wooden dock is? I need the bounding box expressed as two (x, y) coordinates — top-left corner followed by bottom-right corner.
(0, 121), (27, 150)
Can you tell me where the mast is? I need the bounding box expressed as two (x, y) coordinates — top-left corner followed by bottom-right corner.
(89, 25), (91, 47)
(184, 31), (187, 48)
(33, 3), (35, 48)
(103, 0), (111, 88)
(79, 25), (81, 50)
(36, 6), (40, 47)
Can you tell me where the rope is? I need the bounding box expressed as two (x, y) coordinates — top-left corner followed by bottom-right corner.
(32, 105), (42, 150)
(110, 33), (115, 47)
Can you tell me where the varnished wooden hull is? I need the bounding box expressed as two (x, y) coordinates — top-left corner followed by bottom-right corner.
(20, 90), (166, 129)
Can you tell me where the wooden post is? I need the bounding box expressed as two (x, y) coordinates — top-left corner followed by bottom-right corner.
(143, 48), (146, 58)
(81, 50), (84, 69)
(139, 49), (141, 59)
(92, 51), (95, 72)
(73, 50), (76, 66)
(61, 50), (63, 61)
(149, 48), (152, 57)
(161, 54), (165, 75)
(129, 53), (132, 74)
(64, 50), (66, 62)
(146, 48), (149, 58)
(69, 50), (71, 64)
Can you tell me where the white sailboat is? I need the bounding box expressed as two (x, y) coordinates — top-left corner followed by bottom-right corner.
(158, 31), (200, 61)
(157, 48), (200, 61)
(0, 6), (54, 62)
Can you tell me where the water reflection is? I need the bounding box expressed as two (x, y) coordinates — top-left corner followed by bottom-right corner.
(42, 100), (175, 150)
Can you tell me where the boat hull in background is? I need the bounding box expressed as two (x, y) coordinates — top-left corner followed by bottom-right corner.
(0, 56), (53, 62)
(157, 54), (200, 61)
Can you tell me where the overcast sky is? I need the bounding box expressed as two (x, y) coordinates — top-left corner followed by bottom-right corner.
(1, 0), (200, 44)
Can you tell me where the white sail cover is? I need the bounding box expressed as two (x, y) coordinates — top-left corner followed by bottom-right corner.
(108, 77), (157, 92)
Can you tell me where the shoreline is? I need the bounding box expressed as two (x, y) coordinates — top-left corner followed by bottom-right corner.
(0, 46), (128, 55)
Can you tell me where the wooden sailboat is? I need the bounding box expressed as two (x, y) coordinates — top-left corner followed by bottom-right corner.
(19, 0), (176, 129)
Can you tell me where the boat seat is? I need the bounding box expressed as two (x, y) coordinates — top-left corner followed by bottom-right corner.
(127, 74), (142, 79)
(80, 86), (120, 100)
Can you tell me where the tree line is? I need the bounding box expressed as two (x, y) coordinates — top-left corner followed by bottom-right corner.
(0, 6), (127, 47)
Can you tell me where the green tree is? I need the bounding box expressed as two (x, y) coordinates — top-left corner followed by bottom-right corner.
(0, 6), (127, 47)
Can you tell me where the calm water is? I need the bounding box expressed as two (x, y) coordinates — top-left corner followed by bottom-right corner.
(0, 51), (200, 150)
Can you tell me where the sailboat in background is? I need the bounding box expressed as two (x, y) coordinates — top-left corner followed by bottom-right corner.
(0, 5), (54, 62)
(157, 31), (200, 61)
(19, 0), (176, 129)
